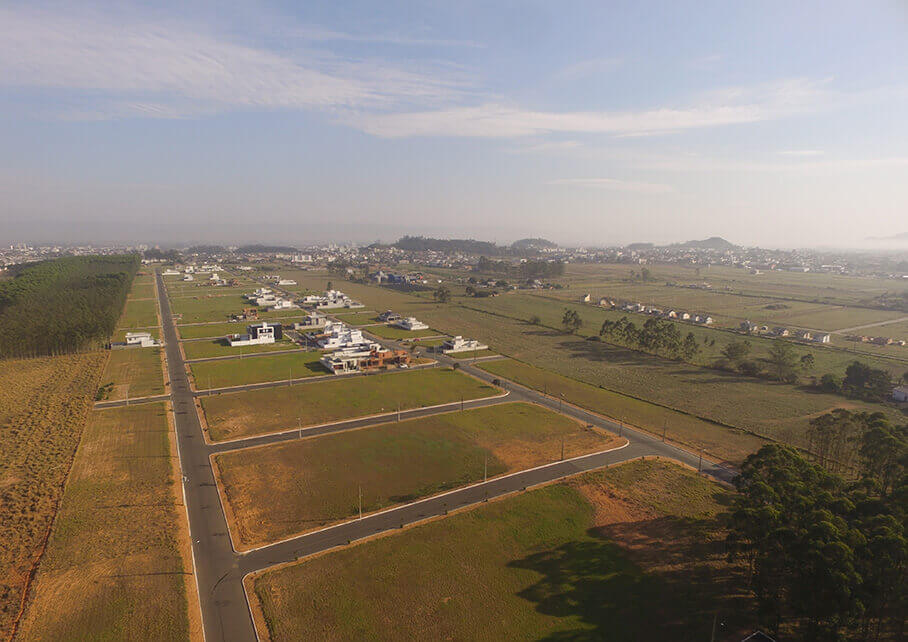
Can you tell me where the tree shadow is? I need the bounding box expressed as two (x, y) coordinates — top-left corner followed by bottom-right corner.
(508, 515), (754, 641)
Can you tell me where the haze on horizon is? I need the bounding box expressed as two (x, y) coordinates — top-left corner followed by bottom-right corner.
(1, 1), (907, 250)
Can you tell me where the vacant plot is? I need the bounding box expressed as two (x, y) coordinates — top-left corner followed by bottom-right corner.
(366, 324), (440, 340)
(251, 459), (750, 641)
(215, 402), (617, 548)
(481, 358), (767, 464)
(169, 294), (249, 323)
(116, 298), (159, 329)
(182, 338), (298, 361)
(190, 350), (323, 389)
(415, 304), (898, 448)
(16, 404), (193, 641)
(329, 311), (378, 325)
(98, 347), (165, 400)
(177, 322), (253, 340)
(201, 368), (499, 441)
(0, 353), (105, 640)
(449, 349), (497, 359)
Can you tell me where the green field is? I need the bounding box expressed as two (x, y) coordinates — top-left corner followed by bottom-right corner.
(177, 321), (254, 340)
(252, 459), (748, 641)
(190, 350), (324, 389)
(329, 311), (379, 325)
(481, 358), (767, 464)
(16, 404), (192, 641)
(98, 347), (165, 400)
(126, 284), (156, 300)
(366, 324), (440, 339)
(201, 368), (499, 441)
(412, 304), (898, 449)
(168, 294), (251, 323)
(116, 298), (159, 329)
(215, 402), (614, 548)
(182, 337), (298, 361)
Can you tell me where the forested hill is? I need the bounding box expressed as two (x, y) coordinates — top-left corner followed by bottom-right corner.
(394, 236), (500, 255)
(0, 255), (140, 358)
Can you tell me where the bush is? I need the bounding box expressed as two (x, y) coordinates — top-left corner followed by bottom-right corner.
(820, 373), (841, 393)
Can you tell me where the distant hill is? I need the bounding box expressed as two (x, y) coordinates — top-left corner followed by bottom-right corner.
(627, 242), (654, 250)
(236, 244), (298, 254)
(394, 236), (500, 255)
(675, 237), (737, 250)
(511, 238), (557, 251)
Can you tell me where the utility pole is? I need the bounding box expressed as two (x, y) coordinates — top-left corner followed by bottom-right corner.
(698, 449), (703, 472)
(559, 393), (563, 414)
(662, 421), (666, 442)
(460, 395), (463, 412)
(484, 454), (487, 482)
(298, 416), (302, 440)
(358, 485), (362, 520)
(561, 435), (564, 461)
(125, 384), (129, 407)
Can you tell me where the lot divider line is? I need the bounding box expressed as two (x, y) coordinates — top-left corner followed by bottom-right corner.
(205, 389), (511, 450)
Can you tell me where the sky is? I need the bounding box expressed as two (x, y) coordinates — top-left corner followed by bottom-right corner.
(1, 0), (907, 248)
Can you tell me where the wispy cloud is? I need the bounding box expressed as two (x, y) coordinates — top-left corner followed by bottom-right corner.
(547, 178), (674, 193)
(0, 7), (468, 119)
(345, 79), (829, 138)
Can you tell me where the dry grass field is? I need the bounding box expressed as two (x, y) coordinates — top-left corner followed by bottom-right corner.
(97, 347), (165, 400)
(480, 358), (768, 464)
(201, 368), (500, 441)
(214, 402), (619, 549)
(0, 353), (105, 640)
(16, 404), (193, 641)
(251, 459), (751, 641)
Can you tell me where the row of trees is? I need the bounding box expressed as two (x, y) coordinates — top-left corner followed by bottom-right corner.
(0, 255), (139, 358)
(728, 432), (906, 640)
(719, 339), (814, 382)
(598, 315), (701, 360)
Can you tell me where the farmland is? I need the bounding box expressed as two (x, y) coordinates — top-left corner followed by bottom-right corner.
(181, 337), (299, 361)
(214, 403), (617, 548)
(0, 353), (105, 640)
(98, 347), (165, 400)
(200, 368), (500, 441)
(480, 358), (767, 464)
(189, 350), (324, 389)
(250, 459), (748, 641)
(16, 404), (194, 641)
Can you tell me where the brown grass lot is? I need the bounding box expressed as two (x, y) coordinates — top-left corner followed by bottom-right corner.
(16, 404), (194, 641)
(98, 347), (166, 400)
(214, 402), (621, 549)
(0, 353), (106, 640)
(250, 458), (752, 641)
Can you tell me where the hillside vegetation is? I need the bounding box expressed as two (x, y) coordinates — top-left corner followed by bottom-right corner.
(0, 255), (140, 358)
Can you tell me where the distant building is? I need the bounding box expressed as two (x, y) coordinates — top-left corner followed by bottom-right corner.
(228, 322), (282, 347)
(441, 336), (488, 354)
(581, 293), (591, 303)
(277, 279), (297, 286)
(893, 386), (908, 403)
(320, 343), (410, 374)
(378, 310), (402, 322)
(293, 314), (326, 330)
(773, 327), (790, 337)
(393, 317), (429, 331)
(813, 333), (831, 344)
(125, 331), (159, 347)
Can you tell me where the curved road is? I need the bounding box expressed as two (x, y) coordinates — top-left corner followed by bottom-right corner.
(156, 271), (736, 642)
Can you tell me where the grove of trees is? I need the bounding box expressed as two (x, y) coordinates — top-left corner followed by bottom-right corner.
(0, 255), (139, 358)
(599, 316), (700, 360)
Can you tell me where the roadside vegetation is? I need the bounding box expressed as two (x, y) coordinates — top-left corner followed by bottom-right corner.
(251, 459), (748, 641)
(16, 404), (194, 641)
(0, 255), (139, 358)
(0, 353), (105, 639)
(214, 402), (617, 548)
(201, 368), (499, 441)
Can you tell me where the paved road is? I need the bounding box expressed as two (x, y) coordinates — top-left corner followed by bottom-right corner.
(158, 271), (737, 642)
(832, 315), (908, 335)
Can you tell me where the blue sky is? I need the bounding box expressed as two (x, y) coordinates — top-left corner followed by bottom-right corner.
(1, 0), (907, 247)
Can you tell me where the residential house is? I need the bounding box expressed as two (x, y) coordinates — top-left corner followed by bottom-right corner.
(441, 336), (489, 354)
(393, 317), (429, 331)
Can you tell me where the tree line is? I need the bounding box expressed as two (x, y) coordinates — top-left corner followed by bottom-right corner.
(476, 255), (565, 279)
(728, 419), (906, 640)
(598, 315), (700, 360)
(0, 255), (140, 358)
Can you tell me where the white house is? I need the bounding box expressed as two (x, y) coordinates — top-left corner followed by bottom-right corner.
(183, 274), (194, 281)
(892, 386), (908, 402)
(125, 331), (159, 347)
(581, 293), (591, 303)
(441, 336), (488, 354)
(294, 314), (326, 330)
(162, 269), (181, 276)
(268, 298), (298, 311)
(319, 342), (382, 374)
(813, 333), (832, 344)
(393, 317), (429, 331)
(278, 279), (297, 286)
(228, 322), (279, 347)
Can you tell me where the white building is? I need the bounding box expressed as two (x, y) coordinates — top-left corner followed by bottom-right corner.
(183, 274), (194, 281)
(441, 336), (488, 354)
(162, 269), (181, 276)
(228, 322), (278, 347)
(813, 333), (832, 344)
(125, 331), (159, 347)
(278, 279), (297, 286)
(317, 323), (367, 349)
(393, 317), (429, 331)
(268, 298), (298, 310)
(319, 342), (383, 374)
(293, 314), (326, 331)
(305, 289), (364, 309)
(892, 386), (908, 402)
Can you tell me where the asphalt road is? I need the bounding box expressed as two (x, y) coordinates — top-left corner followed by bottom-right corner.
(157, 271), (736, 642)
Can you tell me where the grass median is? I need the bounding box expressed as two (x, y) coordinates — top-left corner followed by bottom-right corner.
(201, 368), (499, 441)
(213, 402), (620, 549)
